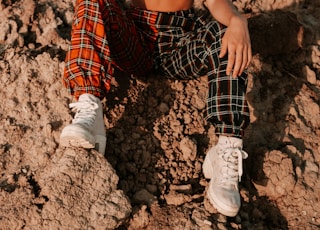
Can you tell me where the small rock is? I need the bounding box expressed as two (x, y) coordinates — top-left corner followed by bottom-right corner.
(180, 137), (197, 161)
(133, 189), (157, 206)
(158, 102), (170, 113)
(146, 184), (157, 194)
(169, 184), (192, 194)
(191, 95), (206, 110)
(164, 191), (191, 206)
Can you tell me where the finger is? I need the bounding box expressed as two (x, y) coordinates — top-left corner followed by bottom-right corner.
(233, 46), (244, 77)
(239, 46), (248, 75)
(226, 51), (235, 76)
(246, 45), (252, 68)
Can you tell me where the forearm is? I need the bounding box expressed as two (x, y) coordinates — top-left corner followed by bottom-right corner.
(204, 0), (244, 26)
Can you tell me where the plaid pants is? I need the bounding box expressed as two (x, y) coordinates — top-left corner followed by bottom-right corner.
(63, 0), (250, 137)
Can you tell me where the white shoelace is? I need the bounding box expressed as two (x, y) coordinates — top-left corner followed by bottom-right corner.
(219, 148), (248, 188)
(69, 100), (98, 130)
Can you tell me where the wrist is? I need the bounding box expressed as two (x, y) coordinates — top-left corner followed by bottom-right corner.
(229, 14), (247, 26)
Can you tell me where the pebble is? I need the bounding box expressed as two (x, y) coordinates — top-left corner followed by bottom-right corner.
(180, 137), (197, 161)
(158, 102), (170, 113)
(133, 189), (157, 206)
(169, 184), (192, 193)
(146, 184), (157, 194)
(164, 191), (191, 206)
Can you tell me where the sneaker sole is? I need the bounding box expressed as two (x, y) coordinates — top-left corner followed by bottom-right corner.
(60, 136), (95, 149)
(94, 134), (107, 154)
(60, 128), (95, 149)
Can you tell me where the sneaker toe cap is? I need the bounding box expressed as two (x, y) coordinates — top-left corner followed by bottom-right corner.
(207, 181), (241, 216)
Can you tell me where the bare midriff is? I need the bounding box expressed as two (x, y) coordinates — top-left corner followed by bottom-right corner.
(131, 0), (194, 11)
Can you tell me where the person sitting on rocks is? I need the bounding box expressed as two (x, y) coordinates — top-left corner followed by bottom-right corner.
(59, 0), (252, 217)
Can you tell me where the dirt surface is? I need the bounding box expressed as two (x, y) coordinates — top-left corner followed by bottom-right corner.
(0, 0), (319, 229)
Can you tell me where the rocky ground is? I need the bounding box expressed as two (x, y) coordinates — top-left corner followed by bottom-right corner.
(0, 0), (319, 229)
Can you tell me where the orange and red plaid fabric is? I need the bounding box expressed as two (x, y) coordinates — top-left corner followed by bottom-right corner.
(63, 0), (157, 99)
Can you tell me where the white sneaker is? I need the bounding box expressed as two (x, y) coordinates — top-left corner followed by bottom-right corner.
(203, 136), (248, 217)
(60, 94), (106, 154)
